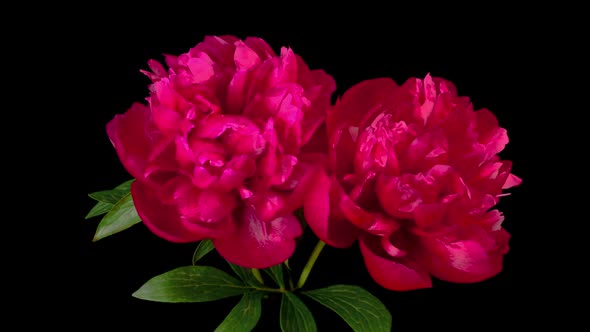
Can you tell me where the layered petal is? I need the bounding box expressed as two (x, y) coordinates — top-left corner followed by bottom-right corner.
(322, 74), (521, 290)
(107, 35), (335, 270)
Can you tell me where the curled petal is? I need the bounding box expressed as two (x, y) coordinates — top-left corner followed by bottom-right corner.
(106, 103), (155, 180)
(304, 168), (359, 248)
(218, 155), (256, 191)
(328, 78), (398, 136)
(475, 108), (509, 158)
(420, 227), (509, 283)
(214, 207), (302, 268)
(131, 181), (211, 243)
(503, 173), (522, 189)
(244, 37), (276, 59)
(359, 234), (432, 291)
(234, 41), (261, 71)
(331, 177), (400, 235)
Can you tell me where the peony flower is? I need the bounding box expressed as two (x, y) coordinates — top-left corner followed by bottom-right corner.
(106, 35), (335, 268)
(304, 75), (521, 290)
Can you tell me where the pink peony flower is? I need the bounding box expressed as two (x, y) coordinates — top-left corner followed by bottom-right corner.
(304, 75), (521, 290)
(107, 35), (335, 268)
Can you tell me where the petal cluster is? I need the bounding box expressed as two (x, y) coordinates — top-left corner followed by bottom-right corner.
(305, 75), (521, 290)
(107, 36), (335, 268)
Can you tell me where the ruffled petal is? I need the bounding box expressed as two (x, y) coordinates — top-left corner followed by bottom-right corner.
(214, 207), (302, 268)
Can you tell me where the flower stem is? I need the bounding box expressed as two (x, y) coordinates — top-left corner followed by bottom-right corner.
(253, 286), (286, 293)
(297, 240), (326, 289)
(252, 268), (265, 285)
(286, 262), (295, 290)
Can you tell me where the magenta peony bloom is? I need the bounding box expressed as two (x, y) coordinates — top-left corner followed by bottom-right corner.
(107, 35), (335, 268)
(305, 75), (521, 290)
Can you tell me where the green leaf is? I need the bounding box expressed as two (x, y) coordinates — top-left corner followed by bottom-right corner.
(88, 179), (134, 204)
(93, 193), (141, 241)
(133, 266), (247, 303)
(303, 285), (391, 332)
(85, 201), (113, 219)
(264, 263), (285, 288)
(215, 292), (263, 332)
(192, 239), (215, 265)
(280, 292), (317, 332)
(228, 262), (262, 286)
(114, 179), (134, 191)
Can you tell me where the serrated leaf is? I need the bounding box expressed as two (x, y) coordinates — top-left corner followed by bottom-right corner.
(280, 292), (317, 332)
(215, 292), (263, 332)
(93, 193), (141, 241)
(304, 285), (391, 332)
(192, 239), (215, 265)
(85, 201), (113, 219)
(88, 179), (134, 204)
(264, 264), (285, 288)
(228, 262), (262, 286)
(132, 266), (248, 303)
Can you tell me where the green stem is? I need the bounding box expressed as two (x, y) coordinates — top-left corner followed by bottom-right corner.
(253, 286), (286, 293)
(286, 262), (295, 290)
(252, 268), (265, 285)
(297, 240), (326, 289)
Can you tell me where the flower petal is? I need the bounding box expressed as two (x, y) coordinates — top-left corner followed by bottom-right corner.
(327, 78), (398, 136)
(106, 102), (155, 180)
(420, 227), (509, 283)
(214, 207), (302, 268)
(304, 169), (359, 248)
(131, 181), (208, 243)
(359, 234), (432, 291)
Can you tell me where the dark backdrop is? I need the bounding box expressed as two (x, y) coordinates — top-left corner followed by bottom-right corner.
(61, 22), (549, 331)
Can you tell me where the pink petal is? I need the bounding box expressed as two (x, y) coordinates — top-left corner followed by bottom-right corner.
(475, 108), (509, 157)
(304, 169), (359, 248)
(359, 234), (432, 291)
(131, 181), (209, 243)
(414, 74), (436, 125)
(276, 47), (298, 84)
(270, 156), (328, 218)
(420, 227), (509, 283)
(218, 155), (256, 191)
(413, 203), (445, 229)
(327, 78), (398, 136)
(244, 37), (276, 59)
(503, 173), (522, 189)
(234, 41), (261, 71)
(187, 54), (215, 83)
(106, 102), (155, 180)
(301, 123), (328, 154)
(331, 176), (400, 235)
(174, 184), (236, 225)
(214, 207), (302, 268)
(330, 126), (357, 179)
(376, 174), (422, 219)
(226, 70), (249, 114)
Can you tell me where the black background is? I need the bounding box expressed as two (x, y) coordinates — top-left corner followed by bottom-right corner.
(47, 14), (558, 330)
